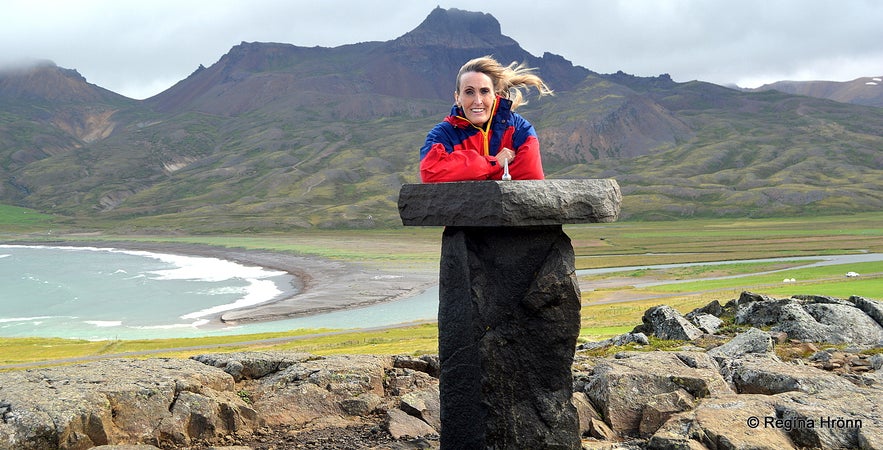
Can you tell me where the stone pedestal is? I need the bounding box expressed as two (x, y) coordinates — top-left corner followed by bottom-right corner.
(398, 180), (622, 449)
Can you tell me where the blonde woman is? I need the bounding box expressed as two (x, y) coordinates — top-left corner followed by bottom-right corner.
(419, 56), (553, 182)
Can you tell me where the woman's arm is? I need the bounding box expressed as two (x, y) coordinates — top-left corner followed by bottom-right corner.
(419, 142), (502, 182)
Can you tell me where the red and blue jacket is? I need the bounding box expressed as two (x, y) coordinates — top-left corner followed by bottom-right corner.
(419, 96), (545, 182)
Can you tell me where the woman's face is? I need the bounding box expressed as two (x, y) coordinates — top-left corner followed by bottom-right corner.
(455, 71), (495, 126)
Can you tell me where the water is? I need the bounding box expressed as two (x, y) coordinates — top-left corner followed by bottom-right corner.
(5, 244), (875, 341)
(575, 253), (883, 286)
(0, 245), (439, 340)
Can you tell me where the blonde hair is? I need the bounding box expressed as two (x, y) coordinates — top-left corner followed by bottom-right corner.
(455, 56), (553, 110)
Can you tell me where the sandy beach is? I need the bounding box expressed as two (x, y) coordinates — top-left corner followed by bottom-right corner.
(19, 240), (440, 326)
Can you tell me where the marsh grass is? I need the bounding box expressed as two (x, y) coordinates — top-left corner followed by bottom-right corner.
(0, 205), (53, 230)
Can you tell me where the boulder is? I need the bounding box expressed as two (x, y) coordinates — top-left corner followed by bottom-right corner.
(247, 354), (391, 426)
(0, 358), (255, 449)
(735, 294), (883, 345)
(339, 392), (382, 416)
(393, 354), (440, 378)
(582, 351), (732, 436)
(775, 389), (881, 449)
(191, 351), (315, 381)
(635, 305), (704, 341)
(649, 394), (797, 450)
(638, 389), (695, 438)
(851, 295), (883, 327)
(718, 354), (859, 395)
(578, 332), (649, 351)
(399, 386), (441, 430)
(385, 409), (437, 439)
(690, 313), (723, 335)
(707, 327), (773, 360)
(650, 388), (883, 450)
(571, 391), (601, 437)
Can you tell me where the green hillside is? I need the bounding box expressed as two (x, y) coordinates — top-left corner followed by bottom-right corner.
(1, 8), (880, 232)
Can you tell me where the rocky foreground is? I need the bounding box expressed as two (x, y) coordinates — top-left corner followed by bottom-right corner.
(1, 291), (882, 450)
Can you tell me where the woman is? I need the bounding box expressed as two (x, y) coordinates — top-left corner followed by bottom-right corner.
(419, 56), (553, 182)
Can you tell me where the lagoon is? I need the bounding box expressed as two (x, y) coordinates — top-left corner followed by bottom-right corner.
(2, 244), (878, 341)
(0, 245), (440, 340)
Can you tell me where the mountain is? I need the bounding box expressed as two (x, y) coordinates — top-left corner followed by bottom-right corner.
(1, 7), (881, 231)
(749, 76), (883, 108)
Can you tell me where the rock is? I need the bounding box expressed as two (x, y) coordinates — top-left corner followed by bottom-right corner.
(718, 354), (859, 395)
(735, 295), (883, 345)
(399, 386), (441, 430)
(339, 392), (382, 416)
(638, 390), (695, 438)
(583, 351), (732, 436)
(799, 302), (883, 344)
(385, 409), (437, 439)
(90, 446), (163, 450)
(399, 180), (623, 450)
(191, 351), (314, 381)
(248, 354), (390, 426)
(393, 354), (440, 378)
(588, 417), (618, 441)
(635, 305), (704, 341)
(810, 350), (832, 363)
(774, 390), (881, 449)
(687, 299), (724, 318)
(734, 296), (792, 327)
(690, 313), (723, 335)
(572, 391), (601, 437)
(707, 327), (773, 360)
(578, 332), (649, 351)
(735, 291), (777, 306)
(397, 179), (622, 227)
(852, 295), (883, 327)
(0, 358), (255, 449)
(650, 394), (797, 450)
(385, 367), (437, 397)
(6, 281), (883, 450)
(437, 225), (581, 449)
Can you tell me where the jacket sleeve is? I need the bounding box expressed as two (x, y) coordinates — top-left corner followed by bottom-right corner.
(506, 116), (545, 180)
(420, 144), (501, 182)
(507, 133), (545, 180)
(419, 124), (502, 183)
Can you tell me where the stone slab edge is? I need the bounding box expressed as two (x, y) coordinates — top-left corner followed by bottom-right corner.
(398, 179), (622, 227)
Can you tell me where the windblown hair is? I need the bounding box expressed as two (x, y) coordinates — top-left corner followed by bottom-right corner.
(455, 55), (554, 109)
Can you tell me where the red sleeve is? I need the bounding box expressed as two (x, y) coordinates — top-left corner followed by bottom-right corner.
(420, 143), (503, 182)
(507, 134), (545, 180)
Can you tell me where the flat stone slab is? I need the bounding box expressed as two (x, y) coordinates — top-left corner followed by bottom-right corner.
(398, 179), (622, 227)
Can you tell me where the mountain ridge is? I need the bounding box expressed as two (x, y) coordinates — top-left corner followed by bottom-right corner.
(748, 76), (883, 108)
(1, 7), (881, 230)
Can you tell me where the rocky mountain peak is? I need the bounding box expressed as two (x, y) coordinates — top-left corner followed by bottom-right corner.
(0, 60), (127, 104)
(393, 7), (516, 48)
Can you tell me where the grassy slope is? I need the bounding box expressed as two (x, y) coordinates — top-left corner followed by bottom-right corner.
(0, 212), (880, 367)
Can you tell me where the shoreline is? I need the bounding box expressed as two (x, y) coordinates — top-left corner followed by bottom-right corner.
(4, 240), (439, 326)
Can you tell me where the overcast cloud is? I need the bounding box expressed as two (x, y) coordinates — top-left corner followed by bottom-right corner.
(2, 0), (881, 99)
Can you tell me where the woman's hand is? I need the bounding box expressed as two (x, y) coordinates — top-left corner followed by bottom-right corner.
(495, 148), (515, 165)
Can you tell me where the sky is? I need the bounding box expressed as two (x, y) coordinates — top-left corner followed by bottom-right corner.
(2, 0), (881, 100)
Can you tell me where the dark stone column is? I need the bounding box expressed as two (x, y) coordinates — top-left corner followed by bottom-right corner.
(398, 180), (622, 450)
(440, 225), (581, 449)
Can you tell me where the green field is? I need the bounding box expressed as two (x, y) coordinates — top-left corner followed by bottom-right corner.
(0, 210), (880, 368)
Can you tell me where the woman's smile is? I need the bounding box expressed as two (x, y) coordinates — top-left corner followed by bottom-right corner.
(456, 71), (495, 127)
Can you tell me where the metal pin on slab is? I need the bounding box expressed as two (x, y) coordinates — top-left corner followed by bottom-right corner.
(502, 158), (511, 181)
